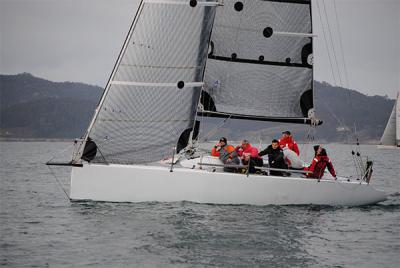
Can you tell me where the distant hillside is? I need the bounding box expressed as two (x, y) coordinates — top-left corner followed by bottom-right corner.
(314, 81), (394, 142)
(0, 73), (102, 139)
(0, 73), (395, 143)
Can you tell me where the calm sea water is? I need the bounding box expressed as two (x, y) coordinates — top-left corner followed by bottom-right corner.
(1, 142), (399, 267)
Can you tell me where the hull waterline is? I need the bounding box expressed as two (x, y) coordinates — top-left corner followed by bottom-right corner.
(70, 164), (386, 206)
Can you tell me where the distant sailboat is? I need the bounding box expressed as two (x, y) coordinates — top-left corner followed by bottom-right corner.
(379, 93), (399, 148)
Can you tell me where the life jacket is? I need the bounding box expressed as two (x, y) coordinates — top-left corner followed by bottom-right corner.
(306, 155), (336, 179)
(236, 143), (261, 158)
(219, 145), (238, 163)
(279, 137), (300, 156)
(211, 147), (220, 157)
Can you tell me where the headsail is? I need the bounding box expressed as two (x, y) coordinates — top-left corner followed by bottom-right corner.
(75, 0), (218, 164)
(380, 93), (399, 146)
(200, 0), (315, 124)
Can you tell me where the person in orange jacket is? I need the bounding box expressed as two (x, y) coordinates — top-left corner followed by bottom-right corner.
(211, 137), (240, 166)
(305, 147), (337, 179)
(279, 130), (300, 156)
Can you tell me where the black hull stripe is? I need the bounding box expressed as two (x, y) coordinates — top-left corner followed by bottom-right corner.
(198, 111), (322, 125)
(208, 55), (312, 69)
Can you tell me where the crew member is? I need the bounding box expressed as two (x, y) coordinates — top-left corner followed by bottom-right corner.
(259, 139), (288, 176)
(236, 140), (263, 173)
(213, 137), (240, 172)
(305, 147), (337, 179)
(279, 130), (300, 156)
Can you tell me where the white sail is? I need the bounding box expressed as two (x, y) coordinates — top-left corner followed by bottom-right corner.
(380, 93), (399, 146)
(201, 0), (314, 122)
(76, 0), (218, 164)
(397, 94), (400, 146)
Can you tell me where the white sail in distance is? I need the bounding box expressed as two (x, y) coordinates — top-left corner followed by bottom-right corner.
(380, 93), (399, 147)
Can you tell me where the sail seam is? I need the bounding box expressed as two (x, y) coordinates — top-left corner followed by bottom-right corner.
(99, 118), (191, 123)
(214, 24), (314, 38)
(111, 81), (204, 87)
(144, 0), (220, 6)
(119, 63), (202, 69)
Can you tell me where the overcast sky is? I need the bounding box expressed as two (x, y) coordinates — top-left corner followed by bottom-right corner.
(1, 0), (399, 97)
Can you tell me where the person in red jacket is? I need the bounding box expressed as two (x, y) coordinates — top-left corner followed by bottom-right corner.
(305, 147), (337, 179)
(235, 140), (263, 173)
(279, 131), (300, 156)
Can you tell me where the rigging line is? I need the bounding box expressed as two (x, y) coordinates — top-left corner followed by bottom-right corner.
(333, 0), (350, 88)
(323, 97), (361, 175)
(317, 0), (363, 176)
(330, 0), (359, 144)
(199, 114), (232, 143)
(47, 165), (70, 202)
(318, 0), (358, 152)
(321, 0), (344, 87)
(300, 125), (313, 162)
(315, 0), (338, 85)
(46, 143), (74, 164)
(353, 127), (365, 170)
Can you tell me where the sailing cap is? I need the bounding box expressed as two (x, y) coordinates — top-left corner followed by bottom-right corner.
(282, 130), (291, 135)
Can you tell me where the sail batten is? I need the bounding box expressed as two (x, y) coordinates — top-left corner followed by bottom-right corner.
(110, 81), (204, 87)
(208, 55), (312, 68)
(197, 110), (321, 125)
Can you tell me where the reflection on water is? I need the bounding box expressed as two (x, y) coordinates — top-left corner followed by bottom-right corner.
(1, 142), (399, 267)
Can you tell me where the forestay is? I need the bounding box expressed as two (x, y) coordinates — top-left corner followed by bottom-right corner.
(76, 0), (217, 164)
(201, 0), (315, 122)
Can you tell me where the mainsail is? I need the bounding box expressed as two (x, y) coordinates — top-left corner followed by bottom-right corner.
(200, 0), (315, 124)
(380, 93), (399, 146)
(75, 0), (218, 164)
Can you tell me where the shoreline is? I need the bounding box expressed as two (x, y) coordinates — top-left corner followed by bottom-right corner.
(0, 138), (75, 142)
(0, 137), (380, 145)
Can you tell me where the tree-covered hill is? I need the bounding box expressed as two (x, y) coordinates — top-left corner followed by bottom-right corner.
(0, 73), (102, 139)
(0, 73), (395, 143)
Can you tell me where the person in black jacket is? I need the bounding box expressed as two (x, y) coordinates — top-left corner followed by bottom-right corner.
(259, 139), (288, 176)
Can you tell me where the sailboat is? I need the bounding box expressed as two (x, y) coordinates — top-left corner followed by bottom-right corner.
(379, 93), (399, 148)
(49, 0), (386, 206)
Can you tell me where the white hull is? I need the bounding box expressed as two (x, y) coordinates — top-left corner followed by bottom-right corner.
(70, 163), (386, 206)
